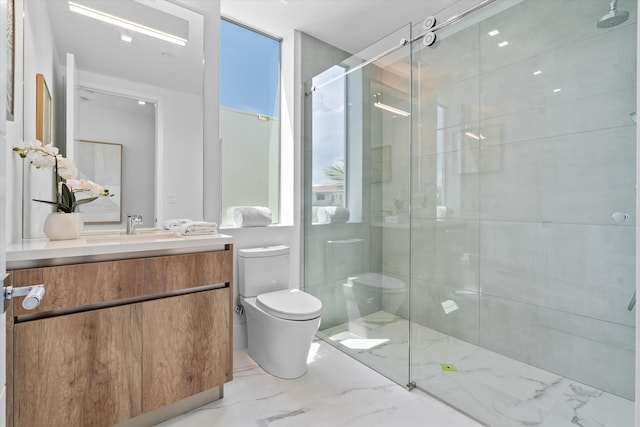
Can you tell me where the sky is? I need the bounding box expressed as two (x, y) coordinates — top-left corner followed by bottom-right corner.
(220, 19), (280, 118)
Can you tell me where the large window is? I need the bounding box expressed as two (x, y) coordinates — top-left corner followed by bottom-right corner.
(220, 19), (281, 226)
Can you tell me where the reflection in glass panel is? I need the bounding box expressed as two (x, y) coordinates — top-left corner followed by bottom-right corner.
(305, 26), (412, 386)
(311, 66), (347, 224)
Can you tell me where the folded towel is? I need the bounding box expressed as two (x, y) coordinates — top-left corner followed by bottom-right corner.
(163, 218), (193, 231)
(317, 206), (349, 224)
(233, 206), (272, 227)
(179, 221), (217, 236)
(436, 206), (453, 218)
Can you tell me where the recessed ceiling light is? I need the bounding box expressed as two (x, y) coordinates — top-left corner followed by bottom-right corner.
(533, 70), (542, 75)
(498, 41), (509, 47)
(121, 34), (132, 43)
(138, 100), (146, 105)
(68, 1), (187, 46)
(488, 29), (500, 36)
(553, 88), (562, 93)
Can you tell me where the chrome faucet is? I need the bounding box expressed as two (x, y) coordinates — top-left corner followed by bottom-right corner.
(126, 214), (143, 235)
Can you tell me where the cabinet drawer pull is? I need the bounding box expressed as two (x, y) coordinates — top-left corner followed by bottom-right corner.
(5, 284), (46, 310)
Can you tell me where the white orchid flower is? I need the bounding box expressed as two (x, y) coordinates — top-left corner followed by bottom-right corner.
(57, 156), (78, 179)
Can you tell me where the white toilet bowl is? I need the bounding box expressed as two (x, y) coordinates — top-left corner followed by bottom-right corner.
(242, 289), (321, 379)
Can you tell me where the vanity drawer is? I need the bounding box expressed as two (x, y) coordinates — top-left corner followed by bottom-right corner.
(10, 249), (233, 317)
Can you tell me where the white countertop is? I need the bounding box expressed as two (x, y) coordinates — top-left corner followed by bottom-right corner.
(7, 229), (234, 269)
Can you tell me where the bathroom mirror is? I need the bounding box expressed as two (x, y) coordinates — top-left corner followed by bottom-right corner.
(75, 139), (122, 224)
(21, 0), (205, 237)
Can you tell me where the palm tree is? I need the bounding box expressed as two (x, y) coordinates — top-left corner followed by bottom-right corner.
(324, 159), (345, 190)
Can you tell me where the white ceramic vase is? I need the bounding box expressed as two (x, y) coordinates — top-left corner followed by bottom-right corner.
(43, 212), (84, 240)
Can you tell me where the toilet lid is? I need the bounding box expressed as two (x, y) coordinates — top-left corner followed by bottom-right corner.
(349, 273), (406, 293)
(257, 289), (322, 321)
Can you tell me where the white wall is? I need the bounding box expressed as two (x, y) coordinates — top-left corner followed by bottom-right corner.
(220, 108), (280, 225)
(20, 0), (60, 238)
(5, 0), (23, 243)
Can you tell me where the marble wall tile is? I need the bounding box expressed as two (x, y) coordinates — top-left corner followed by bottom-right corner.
(480, 89), (636, 148)
(307, 280), (350, 330)
(412, 149), (481, 220)
(411, 278), (480, 345)
(480, 221), (635, 327)
(478, 0), (637, 76)
(381, 226), (411, 277)
(479, 126), (636, 225)
(412, 219), (480, 292)
(478, 295), (635, 400)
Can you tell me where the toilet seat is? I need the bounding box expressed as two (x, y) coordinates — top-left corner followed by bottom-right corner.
(257, 289), (322, 321)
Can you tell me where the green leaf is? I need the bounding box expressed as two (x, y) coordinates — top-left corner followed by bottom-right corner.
(32, 198), (70, 213)
(73, 196), (98, 208)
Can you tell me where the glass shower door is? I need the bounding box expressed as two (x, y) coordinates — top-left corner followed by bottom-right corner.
(304, 26), (413, 386)
(410, 0), (637, 425)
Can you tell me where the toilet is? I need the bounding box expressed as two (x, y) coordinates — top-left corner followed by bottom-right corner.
(325, 239), (407, 317)
(346, 272), (407, 316)
(239, 245), (322, 379)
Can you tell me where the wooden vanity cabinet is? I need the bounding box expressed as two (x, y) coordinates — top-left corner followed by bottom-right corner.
(8, 248), (233, 427)
(14, 303), (144, 426)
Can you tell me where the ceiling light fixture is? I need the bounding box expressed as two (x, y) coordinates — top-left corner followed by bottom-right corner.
(464, 131), (486, 140)
(68, 1), (187, 46)
(138, 100), (146, 105)
(498, 41), (509, 47)
(553, 88), (562, 93)
(488, 29), (500, 36)
(533, 70), (542, 75)
(120, 34), (132, 43)
(374, 102), (410, 117)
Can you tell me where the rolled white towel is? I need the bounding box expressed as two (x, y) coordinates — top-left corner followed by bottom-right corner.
(163, 218), (193, 231)
(233, 206), (273, 227)
(317, 206), (349, 224)
(436, 206), (453, 218)
(179, 221), (217, 235)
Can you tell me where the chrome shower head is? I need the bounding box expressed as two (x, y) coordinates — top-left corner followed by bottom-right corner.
(597, 0), (630, 28)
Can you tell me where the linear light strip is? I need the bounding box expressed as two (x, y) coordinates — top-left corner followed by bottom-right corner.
(373, 102), (410, 117)
(68, 1), (187, 46)
(464, 131), (486, 140)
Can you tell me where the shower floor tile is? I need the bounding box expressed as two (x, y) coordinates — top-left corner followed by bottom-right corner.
(320, 311), (635, 427)
(156, 339), (481, 427)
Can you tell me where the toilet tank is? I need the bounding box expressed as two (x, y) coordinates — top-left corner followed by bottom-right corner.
(238, 245), (290, 297)
(324, 238), (366, 280)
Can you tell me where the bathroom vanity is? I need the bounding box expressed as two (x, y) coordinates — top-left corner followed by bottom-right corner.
(5, 232), (234, 427)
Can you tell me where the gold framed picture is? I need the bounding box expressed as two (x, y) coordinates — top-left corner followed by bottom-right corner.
(36, 73), (52, 144)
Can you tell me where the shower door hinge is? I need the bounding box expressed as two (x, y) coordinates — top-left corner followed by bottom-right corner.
(406, 381), (416, 390)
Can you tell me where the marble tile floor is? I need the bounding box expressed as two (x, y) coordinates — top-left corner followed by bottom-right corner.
(157, 339), (482, 427)
(321, 311), (635, 427)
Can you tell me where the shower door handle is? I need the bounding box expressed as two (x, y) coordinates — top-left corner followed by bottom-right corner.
(628, 291), (636, 311)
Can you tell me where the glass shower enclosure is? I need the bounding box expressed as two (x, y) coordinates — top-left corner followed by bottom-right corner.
(304, 0), (637, 425)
